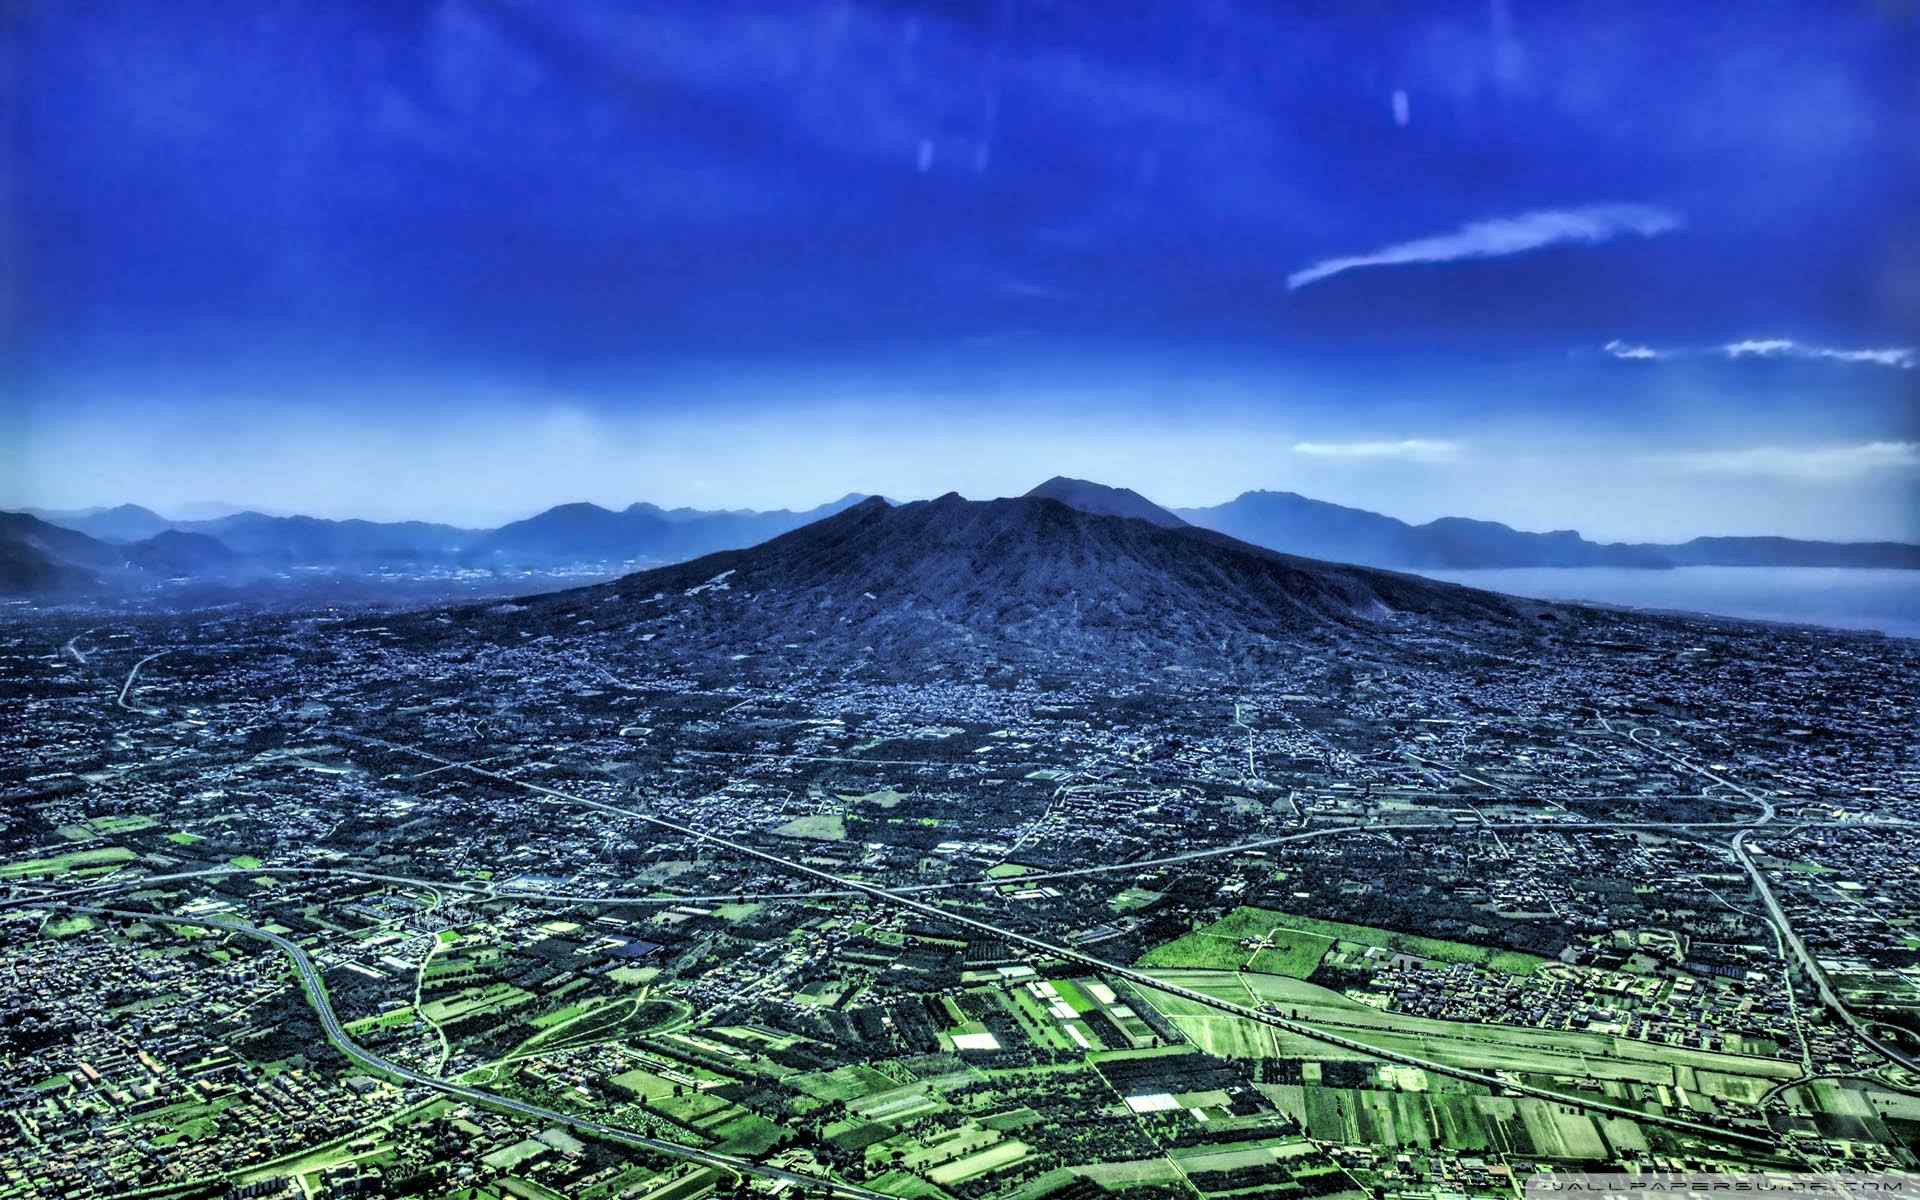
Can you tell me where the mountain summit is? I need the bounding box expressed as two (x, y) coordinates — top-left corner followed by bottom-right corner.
(468, 493), (1550, 667)
(1024, 477), (1188, 528)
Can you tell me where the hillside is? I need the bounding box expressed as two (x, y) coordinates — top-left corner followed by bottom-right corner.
(461, 494), (1554, 667)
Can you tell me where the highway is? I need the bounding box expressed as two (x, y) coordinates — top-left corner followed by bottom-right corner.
(65, 906), (890, 1200)
(62, 628), (95, 666)
(337, 732), (1781, 1153)
(14, 811), (1900, 919)
(117, 651), (169, 713)
(1732, 828), (1920, 1076)
(1627, 726), (1920, 1078)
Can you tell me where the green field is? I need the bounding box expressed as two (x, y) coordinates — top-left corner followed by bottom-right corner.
(1138, 970), (1799, 1094)
(1110, 887), (1162, 912)
(419, 982), (534, 1024)
(927, 1138), (1030, 1185)
(773, 813), (847, 841)
(0, 847), (136, 879)
(1147, 906), (1543, 976)
(1262, 910), (1544, 975)
(1137, 907), (1334, 977)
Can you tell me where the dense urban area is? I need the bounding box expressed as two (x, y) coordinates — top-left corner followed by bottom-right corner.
(4, 567), (1918, 1200)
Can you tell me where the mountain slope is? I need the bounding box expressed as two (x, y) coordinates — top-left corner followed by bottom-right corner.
(26, 503), (175, 543)
(1024, 477), (1187, 528)
(0, 512), (134, 574)
(124, 530), (237, 575)
(0, 540), (98, 595)
(468, 495), (1550, 665)
(469, 502), (674, 564)
(0, 512), (130, 594)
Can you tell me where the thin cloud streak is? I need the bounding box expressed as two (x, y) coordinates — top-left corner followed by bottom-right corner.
(1645, 441), (1920, 481)
(1288, 204), (1682, 290)
(1600, 338), (1916, 369)
(1603, 338), (1664, 360)
(1292, 439), (1460, 462)
(1723, 339), (1915, 368)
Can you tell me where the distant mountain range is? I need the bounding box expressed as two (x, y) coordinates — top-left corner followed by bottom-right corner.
(462, 493), (1549, 665)
(0, 494), (877, 597)
(6, 481), (1914, 599)
(466, 494), (872, 565)
(0, 512), (186, 595)
(1175, 490), (1920, 571)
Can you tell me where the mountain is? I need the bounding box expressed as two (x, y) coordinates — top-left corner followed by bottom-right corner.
(1178, 492), (1653, 569)
(0, 539), (98, 595)
(24, 503), (174, 543)
(0, 512), (135, 575)
(180, 512), (481, 563)
(20, 495), (879, 576)
(1417, 517), (1668, 568)
(463, 494), (1552, 666)
(1180, 491), (1919, 570)
(0, 512), (131, 594)
(469, 502), (676, 564)
(123, 530), (237, 576)
(1024, 477), (1188, 528)
(467, 494), (876, 566)
(1632, 537), (1920, 569)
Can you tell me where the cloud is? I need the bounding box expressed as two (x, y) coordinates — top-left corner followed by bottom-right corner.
(1287, 204), (1682, 290)
(1723, 338), (1915, 369)
(1599, 338), (1916, 369)
(1646, 441), (1920, 481)
(1292, 439), (1460, 462)
(1603, 338), (1663, 360)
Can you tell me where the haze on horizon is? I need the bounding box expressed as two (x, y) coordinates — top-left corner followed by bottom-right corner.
(8, 1), (1917, 543)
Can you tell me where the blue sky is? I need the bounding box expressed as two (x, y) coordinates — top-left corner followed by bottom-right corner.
(7, 0), (1917, 539)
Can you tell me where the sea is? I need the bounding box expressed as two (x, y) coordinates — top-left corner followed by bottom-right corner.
(1411, 567), (1920, 640)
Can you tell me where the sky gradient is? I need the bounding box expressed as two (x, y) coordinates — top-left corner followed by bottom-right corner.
(8, 0), (1918, 540)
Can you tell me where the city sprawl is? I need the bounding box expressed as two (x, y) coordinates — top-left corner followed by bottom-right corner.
(4, 589), (1918, 1200)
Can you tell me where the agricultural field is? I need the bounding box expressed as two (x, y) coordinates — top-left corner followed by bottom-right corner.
(0, 846), (137, 879)
(772, 813), (848, 841)
(1137, 907), (1335, 977)
(1249, 910), (1545, 976)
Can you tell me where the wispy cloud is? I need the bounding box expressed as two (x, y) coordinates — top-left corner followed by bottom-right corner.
(1292, 439), (1460, 462)
(1601, 337), (1916, 369)
(1723, 338), (1915, 369)
(1646, 441), (1920, 481)
(1287, 204), (1682, 291)
(1603, 338), (1664, 360)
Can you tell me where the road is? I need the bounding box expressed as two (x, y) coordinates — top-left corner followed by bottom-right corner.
(336, 732), (1779, 1153)
(1628, 726), (1775, 825)
(17, 810), (1898, 918)
(117, 651), (169, 713)
(66, 906), (890, 1200)
(1625, 726), (1920, 1079)
(1232, 703), (1258, 783)
(62, 628), (95, 665)
(1732, 828), (1920, 1076)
